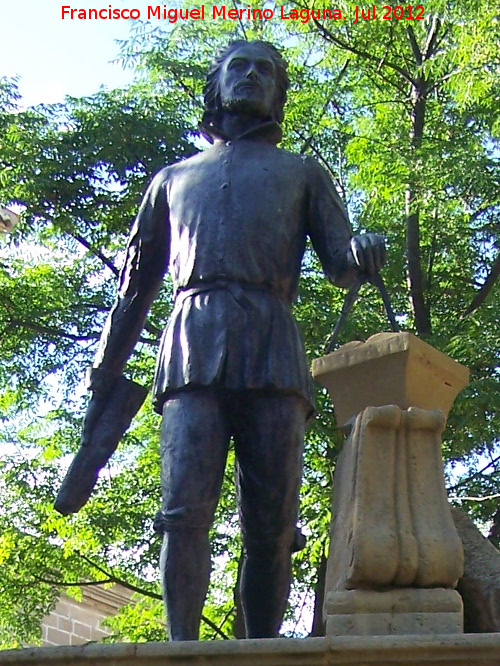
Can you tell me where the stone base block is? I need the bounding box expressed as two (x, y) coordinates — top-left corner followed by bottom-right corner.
(325, 588), (463, 637)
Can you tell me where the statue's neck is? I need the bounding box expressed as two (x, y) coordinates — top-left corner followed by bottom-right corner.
(219, 111), (268, 139)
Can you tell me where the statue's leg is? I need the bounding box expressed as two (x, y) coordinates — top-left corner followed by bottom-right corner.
(158, 387), (231, 641)
(232, 391), (307, 638)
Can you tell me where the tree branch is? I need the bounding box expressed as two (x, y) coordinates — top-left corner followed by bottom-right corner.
(11, 319), (99, 342)
(405, 76), (432, 336)
(309, 543), (327, 637)
(231, 0), (248, 40)
(449, 493), (500, 502)
(463, 252), (500, 316)
(425, 221), (438, 302)
(33, 575), (116, 588)
(294, 130), (338, 180)
(312, 18), (415, 87)
(76, 552), (230, 639)
(428, 67), (460, 93)
(76, 552), (162, 599)
(488, 505), (500, 547)
(11, 316), (158, 347)
(406, 26), (422, 66)
(468, 203), (500, 226)
(296, 61), (350, 156)
(71, 233), (119, 277)
(298, 99), (331, 155)
(423, 17), (442, 59)
(449, 455), (500, 492)
(167, 66), (203, 107)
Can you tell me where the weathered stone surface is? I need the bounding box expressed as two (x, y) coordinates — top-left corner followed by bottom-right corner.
(451, 506), (500, 633)
(0, 206), (20, 233)
(2, 635), (500, 666)
(314, 336), (469, 638)
(312, 332), (469, 427)
(325, 589), (463, 636)
(325, 405), (463, 594)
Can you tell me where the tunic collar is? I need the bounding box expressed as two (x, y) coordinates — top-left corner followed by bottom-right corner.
(198, 119), (282, 146)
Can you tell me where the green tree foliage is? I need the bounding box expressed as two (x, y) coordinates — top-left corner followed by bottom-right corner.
(0, 78), (192, 646)
(1, 1), (500, 645)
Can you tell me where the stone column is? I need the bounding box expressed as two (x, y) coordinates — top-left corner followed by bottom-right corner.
(312, 332), (469, 636)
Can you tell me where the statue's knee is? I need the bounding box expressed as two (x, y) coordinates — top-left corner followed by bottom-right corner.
(153, 504), (214, 534)
(242, 524), (306, 557)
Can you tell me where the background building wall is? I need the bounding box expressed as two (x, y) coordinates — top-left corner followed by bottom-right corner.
(41, 586), (131, 646)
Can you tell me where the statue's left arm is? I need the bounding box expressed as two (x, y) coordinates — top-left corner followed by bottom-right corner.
(304, 157), (385, 286)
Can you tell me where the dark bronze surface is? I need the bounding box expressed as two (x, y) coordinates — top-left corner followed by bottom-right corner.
(55, 376), (147, 515)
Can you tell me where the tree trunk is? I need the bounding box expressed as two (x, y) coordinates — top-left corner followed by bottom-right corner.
(309, 548), (328, 637)
(232, 551), (246, 639)
(405, 77), (432, 336)
(451, 505), (500, 633)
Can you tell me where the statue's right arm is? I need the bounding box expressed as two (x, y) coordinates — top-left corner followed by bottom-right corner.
(82, 171), (170, 439)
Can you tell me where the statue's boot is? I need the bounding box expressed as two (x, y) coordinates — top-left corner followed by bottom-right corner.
(240, 538), (293, 638)
(160, 528), (211, 641)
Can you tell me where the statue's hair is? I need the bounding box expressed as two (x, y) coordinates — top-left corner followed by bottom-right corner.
(202, 40), (290, 127)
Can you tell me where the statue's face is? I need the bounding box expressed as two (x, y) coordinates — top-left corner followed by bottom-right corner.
(218, 43), (277, 119)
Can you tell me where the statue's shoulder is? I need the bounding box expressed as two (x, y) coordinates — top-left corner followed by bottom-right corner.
(148, 154), (202, 191)
(159, 150), (207, 177)
(263, 143), (301, 166)
(151, 148), (206, 176)
(149, 165), (172, 189)
(274, 144), (312, 164)
(274, 146), (321, 179)
(297, 153), (333, 184)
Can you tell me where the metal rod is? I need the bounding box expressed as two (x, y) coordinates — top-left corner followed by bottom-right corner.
(325, 272), (399, 354)
(325, 278), (363, 353)
(369, 273), (400, 333)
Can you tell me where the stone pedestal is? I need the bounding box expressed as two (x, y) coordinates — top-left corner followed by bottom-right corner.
(311, 333), (469, 637)
(2, 635), (500, 666)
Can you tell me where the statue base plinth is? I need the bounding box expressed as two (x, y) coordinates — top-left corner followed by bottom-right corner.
(325, 588), (463, 637)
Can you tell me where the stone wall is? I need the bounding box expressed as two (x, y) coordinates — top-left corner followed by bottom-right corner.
(41, 586), (131, 646)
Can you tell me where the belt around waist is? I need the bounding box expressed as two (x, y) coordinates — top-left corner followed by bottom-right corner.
(174, 280), (280, 305)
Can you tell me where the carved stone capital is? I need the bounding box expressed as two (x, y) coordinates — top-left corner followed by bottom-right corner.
(312, 332), (469, 428)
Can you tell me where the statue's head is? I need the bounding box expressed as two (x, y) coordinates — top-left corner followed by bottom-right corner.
(202, 40), (289, 128)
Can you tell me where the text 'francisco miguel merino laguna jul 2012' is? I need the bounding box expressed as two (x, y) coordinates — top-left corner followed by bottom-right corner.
(61, 5), (426, 23)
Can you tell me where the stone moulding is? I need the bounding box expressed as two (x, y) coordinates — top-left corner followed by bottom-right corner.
(1, 635), (500, 666)
(325, 588), (463, 636)
(325, 405), (464, 592)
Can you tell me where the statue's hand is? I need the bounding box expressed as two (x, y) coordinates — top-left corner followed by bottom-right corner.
(348, 233), (387, 277)
(80, 367), (120, 446)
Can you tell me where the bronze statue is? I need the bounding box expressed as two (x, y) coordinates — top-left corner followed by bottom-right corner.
(71, 41), (386, 640)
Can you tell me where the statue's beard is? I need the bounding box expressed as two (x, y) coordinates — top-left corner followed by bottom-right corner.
(221, 95), (268, 118)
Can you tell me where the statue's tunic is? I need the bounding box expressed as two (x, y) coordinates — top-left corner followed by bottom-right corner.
(107, 123), (354, 415)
